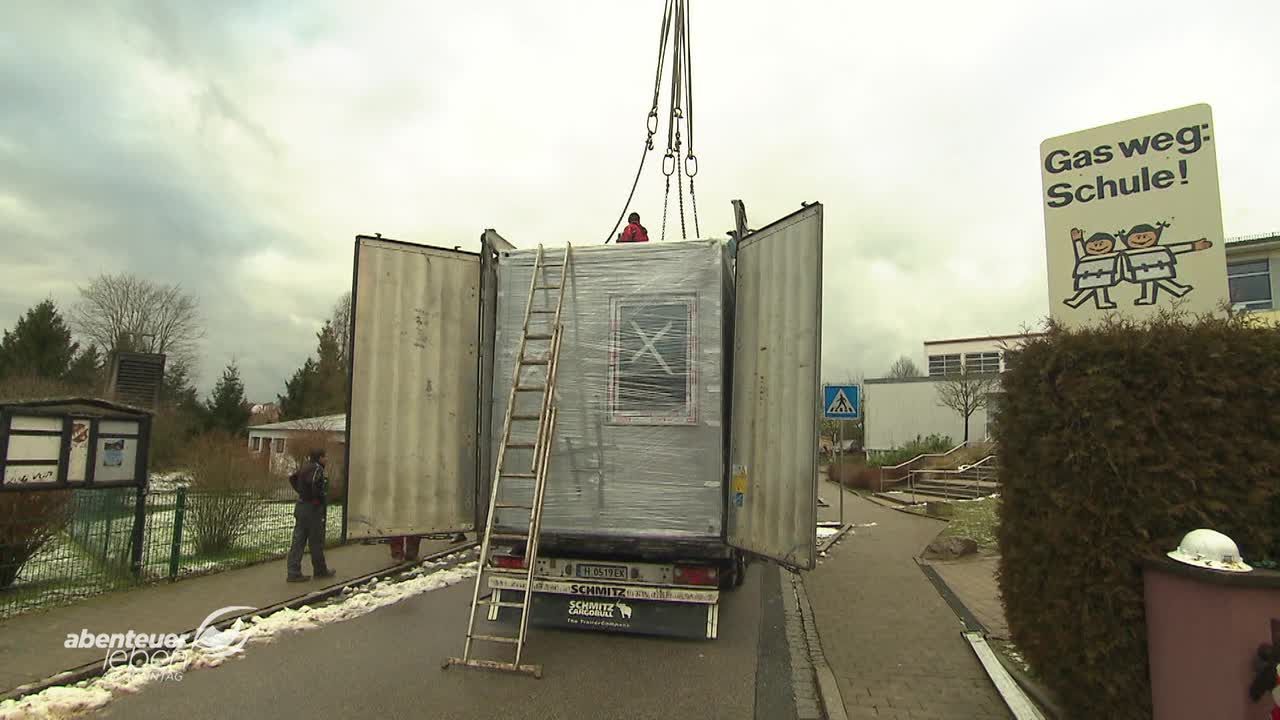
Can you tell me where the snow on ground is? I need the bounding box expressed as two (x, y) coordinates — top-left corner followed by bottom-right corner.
(146, 473), (190, 492)
(0, 554), (478, 720)
(816, 527), (840, 539)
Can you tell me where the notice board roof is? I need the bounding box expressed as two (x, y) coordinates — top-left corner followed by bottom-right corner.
(0, 397), (153, 418)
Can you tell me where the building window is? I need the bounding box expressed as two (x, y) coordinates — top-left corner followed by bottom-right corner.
(928, 354), (961, 377)
(251, 437), (261, 451)
(608, 296), (697, 425)
(274, 438), (285, 454)
(1228, 259), (1272, 311)
(964, 352), (1001, 374)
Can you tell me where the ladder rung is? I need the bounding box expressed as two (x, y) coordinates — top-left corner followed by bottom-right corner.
(525, 334), (552, 340)
(443, 657), (542, 678)
(510, 414), (541, 421)
(489, 532), (528, 542)
(471, 634), (520, 645)
(500, 472), (536, 478)
(530, 310), (557, 314)
(520, 358), (549, 366)
(478, 599), (528, 609)
(540, 262), (564, 267)
(495, 501), (533, 509)
(505, 442), (536, 449)
(533, 285), (561, 290)
(515, 385), (547, 392)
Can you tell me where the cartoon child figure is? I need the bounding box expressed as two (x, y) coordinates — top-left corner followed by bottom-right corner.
(1118, 221), (1213, 305)
(1063, 227), (1121, 310)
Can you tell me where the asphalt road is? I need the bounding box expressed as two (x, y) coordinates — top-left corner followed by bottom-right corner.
(100, 562), (794, 720)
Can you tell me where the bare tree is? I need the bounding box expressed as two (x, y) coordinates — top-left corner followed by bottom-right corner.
(72, 274), (203, 369)
(935, 368), (1000, 443)
(887, 356), (922, 379)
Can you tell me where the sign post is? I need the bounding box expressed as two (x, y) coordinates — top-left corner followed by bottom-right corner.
(823, 384), (860, 527)
(1040, 104), (1228, 327)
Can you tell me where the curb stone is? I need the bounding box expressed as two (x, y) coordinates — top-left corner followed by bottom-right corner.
(781, 567), (849, 720)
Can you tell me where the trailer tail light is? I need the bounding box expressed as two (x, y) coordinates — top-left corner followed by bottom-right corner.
(673, 564), (718, 586)
(492, 555), (526, 570)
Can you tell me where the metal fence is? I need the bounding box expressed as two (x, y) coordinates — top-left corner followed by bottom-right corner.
(0, 487), (345, 621)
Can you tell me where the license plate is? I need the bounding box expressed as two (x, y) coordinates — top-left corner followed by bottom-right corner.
(576, 563), (629, 581)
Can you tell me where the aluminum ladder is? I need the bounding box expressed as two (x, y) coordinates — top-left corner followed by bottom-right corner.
(445, 244), (571, 679)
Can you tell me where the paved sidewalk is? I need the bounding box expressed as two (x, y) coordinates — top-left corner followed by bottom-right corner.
(0, 538), (456, 695)
(928, 556), (1009, 640)
(809, 480), (1010, 719)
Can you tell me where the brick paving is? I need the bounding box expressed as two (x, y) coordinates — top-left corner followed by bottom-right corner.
(808, 480), (1010, 719)
(928, 556), (1009, 640)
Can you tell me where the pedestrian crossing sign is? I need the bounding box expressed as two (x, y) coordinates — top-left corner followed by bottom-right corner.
(823, 385), (860, 419)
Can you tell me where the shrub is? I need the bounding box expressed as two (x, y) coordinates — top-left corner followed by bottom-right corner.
(182, 433), (272, 556)
(0, 373), (81, 402)
(0, 491), (72, 589)
(995, 312), (1280, 720)
(829, 458), (883, 491)
(868, 434), (955, 468)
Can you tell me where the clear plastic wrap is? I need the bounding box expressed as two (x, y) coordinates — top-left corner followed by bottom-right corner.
(491, 240), (732, 544)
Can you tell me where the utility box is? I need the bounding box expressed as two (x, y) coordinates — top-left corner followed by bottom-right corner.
(0, 398), (152, 490)
(1144, 557), (1280, 720)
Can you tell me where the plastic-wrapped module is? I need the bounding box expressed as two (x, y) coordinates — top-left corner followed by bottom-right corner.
(491, 240), (733, 548)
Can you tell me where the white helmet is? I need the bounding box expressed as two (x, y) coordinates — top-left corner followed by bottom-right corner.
(1167, 529), (1252, 573)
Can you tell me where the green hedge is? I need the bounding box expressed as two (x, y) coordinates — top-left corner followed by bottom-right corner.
(995, 312), (1280, 720)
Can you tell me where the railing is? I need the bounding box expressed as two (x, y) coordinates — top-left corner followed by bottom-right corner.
(0, 487), (346, 621)
(906, 455), (1000, 504)
(877, 440), (993, 492)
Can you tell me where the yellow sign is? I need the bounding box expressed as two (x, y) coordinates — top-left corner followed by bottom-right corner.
(1040, 104), (1228, 327)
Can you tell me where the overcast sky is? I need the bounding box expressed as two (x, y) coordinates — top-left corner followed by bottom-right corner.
(3, 0), (1278, 400)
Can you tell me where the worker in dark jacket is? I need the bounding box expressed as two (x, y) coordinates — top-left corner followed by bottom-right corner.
(286, 449), (335, 582)
(619, 212), (650, 243)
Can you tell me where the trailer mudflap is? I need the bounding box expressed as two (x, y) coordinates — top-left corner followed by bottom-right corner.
(487, 576), (720, 639)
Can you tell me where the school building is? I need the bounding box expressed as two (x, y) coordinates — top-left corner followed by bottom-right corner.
(862, 232), (1279, 453)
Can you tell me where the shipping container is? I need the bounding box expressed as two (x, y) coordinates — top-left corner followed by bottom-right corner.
(345, 203), (823, 639)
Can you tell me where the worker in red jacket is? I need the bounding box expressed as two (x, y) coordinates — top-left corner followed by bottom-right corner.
(619, 213), (650, 243)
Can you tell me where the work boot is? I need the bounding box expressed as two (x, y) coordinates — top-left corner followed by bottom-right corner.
(314, 568), (337, 579)
(287, 574), (310, 583)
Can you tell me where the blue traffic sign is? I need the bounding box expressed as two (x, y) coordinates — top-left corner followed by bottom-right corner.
(822, 385), (860, 419)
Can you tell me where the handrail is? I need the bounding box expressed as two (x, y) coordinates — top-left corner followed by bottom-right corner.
(907, 454), (999, 504)
(878, 439), (994, 493)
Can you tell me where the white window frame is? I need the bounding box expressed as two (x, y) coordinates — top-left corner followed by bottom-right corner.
(928, 354), (962, 377)
(607, 295), (698, 426)
(251, 436), (261, 451)
(274, 438), (285, 454)
(964, 352), (1002, 374)
(1227, 259), (1272, 311)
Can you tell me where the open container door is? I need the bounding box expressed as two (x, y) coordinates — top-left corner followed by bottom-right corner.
(727, 204), (822, 570)
(345, 235), (488, 538)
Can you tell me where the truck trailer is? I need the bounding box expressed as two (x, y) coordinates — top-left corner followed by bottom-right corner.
(343, 203), (822, 650)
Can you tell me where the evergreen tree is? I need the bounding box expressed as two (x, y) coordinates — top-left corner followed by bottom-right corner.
(63, 344), (103, 390)
(314, 320), (347, 414)
(0, 300), (79, 380)
(278, 357), (320, 420)
(205, 362), (251, 435)
(278, 319), (349, 420)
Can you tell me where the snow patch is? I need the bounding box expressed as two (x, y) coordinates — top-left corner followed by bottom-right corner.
(0, 562), (477, 720)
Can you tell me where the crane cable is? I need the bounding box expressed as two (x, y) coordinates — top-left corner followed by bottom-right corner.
(603, 1), (675, 244)
(604, 0), (701, 244)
